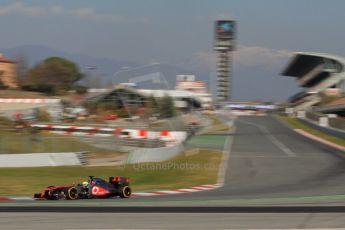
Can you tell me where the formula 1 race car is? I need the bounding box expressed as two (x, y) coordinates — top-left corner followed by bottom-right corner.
(34, 176), (132, 200)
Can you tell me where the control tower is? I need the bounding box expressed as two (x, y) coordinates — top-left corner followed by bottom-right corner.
(214, 20), (236, 105)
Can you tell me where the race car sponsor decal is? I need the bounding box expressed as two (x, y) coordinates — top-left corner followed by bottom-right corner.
(91, 186), (110, 196)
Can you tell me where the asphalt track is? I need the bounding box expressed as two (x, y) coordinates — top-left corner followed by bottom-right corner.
(1, 212), (345, 229)
(120, 115), (345, 202)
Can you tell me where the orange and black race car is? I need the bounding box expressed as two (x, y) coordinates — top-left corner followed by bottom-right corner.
(34, 176), (131, 200)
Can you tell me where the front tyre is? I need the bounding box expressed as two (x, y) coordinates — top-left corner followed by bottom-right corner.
(119, 186), (131, 198)
(65, 187), (78, 200)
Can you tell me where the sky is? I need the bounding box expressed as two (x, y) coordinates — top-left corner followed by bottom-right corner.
(1, 0), (345, 101)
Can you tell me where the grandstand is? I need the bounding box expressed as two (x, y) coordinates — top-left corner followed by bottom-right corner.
(282, 52), (345, 111)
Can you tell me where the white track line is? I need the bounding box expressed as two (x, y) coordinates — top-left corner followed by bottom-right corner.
(239, 119), (296, 157)
(217, 124), (235, 186)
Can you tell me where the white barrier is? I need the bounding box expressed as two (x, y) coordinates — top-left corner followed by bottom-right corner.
(126, 143), (184, 164)
(0, 98), (61, 103)
(0, 152), (85, 167)
(32, 124), (187, 146)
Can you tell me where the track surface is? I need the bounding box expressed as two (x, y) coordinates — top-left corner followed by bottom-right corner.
(122, 115), (345, 202)
(1, 212), (345, 229)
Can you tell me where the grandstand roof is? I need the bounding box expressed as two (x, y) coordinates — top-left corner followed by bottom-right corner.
(282, 52), (345, 78)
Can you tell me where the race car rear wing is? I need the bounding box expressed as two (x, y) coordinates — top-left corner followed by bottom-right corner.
(109, 176), (130, 186)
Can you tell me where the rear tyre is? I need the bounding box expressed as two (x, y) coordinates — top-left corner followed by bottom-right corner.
(65, 187), (78, 200)
(119, 186), (131, 198)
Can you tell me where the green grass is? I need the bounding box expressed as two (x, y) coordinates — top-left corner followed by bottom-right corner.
(0, 127), (112, 154)
(189, 135), (227, 146)
(200, 115), (232, 134)
(0, 149), (222, 196)
(276, 115), (345, 147)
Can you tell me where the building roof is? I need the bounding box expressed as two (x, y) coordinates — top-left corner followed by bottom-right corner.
(0, 54), (15, 64)
(138, 89), (196, 98)
(281, 52), (345, 77)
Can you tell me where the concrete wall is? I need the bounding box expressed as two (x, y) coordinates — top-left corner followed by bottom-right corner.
(0, 99), (63, 121)
(0, 152), (86, 167)
(126, 143), (184, 164)
(299, 118), (345, 139)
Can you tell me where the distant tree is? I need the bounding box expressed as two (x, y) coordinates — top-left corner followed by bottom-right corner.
(23, 57), (83, 95)
(158, 94), (175, 118)
(73, 85), (88, 95)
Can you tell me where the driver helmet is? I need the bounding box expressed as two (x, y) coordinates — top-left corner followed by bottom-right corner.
(82, 181), (89, 187)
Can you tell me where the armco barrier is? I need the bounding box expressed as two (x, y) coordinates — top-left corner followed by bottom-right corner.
(0, 152), (87, 167)
(126, 143), (184, 164)
(299, 118), (345, 139)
